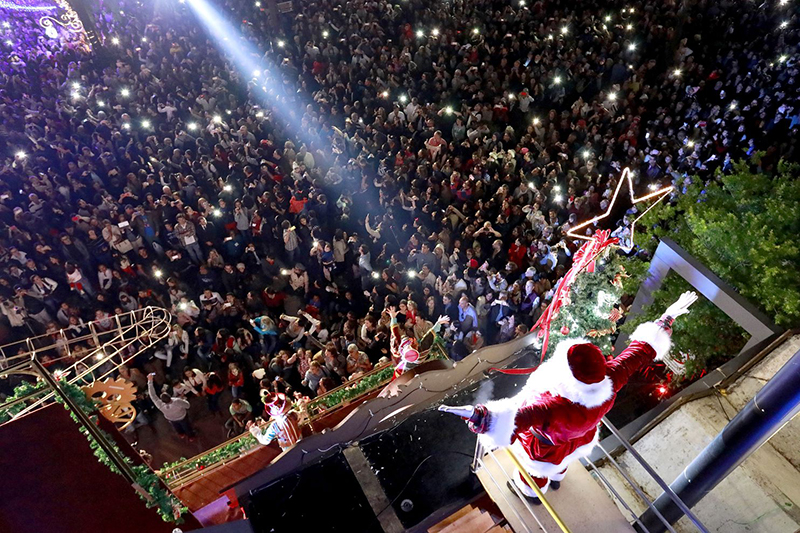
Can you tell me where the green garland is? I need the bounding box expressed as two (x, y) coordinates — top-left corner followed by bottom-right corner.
(0, 378), (186, 523)
(159, 433), (258, 474)
(0, 380), (50, 423)
(308, 365), (395, 415)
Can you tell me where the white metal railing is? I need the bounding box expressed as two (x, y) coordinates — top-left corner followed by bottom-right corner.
(0, 306), (172, 420)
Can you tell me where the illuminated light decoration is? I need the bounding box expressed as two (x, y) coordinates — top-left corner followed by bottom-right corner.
(187, 122), (198, 130)
(673, 68), (682, 77)
(508, 93), (515, 100)
(407, 270), (417, 278)
(179, 302), (188, 311)
(381, 90), (389, 98)
(399, 94), (408, 103)
(15, 151), (26, 159)
(729, 102), (737, 110)
(629, 7), (635, 13)
(277, 39), (285, 47)
(687, 140), (695, 148)
(416, 29), (424, 38)
(472, 28), (479, 34)
(553, 75), (562, 85)
(582, 149), (591, 159)
(154, 269), (163, 278)
(648, 183), (659, 191)
(111, 37), (120, 44)
(97, 100), (105, 107)
(431, 28), (440, 37)
(604, 15), (611, 21)
(656, 385), (668, 397)
(122, 123), (131, 130)
(566, 167), (674, 252)
(0, 0), (56, 11)
(141, 37), (147, 42)
(607, 91), (617, 101)
(779, 20), (789, 29)
(625, 23), (633, 30)
(120, 88), (130, 97)
(371, 272), (380, 280)
(213, 209), (222, 217)
(560, 25), (568, 35)
(141, 119), (151, 128)
(445, 106), (454, 114)
(628, 43), (636, 51)
(532, 116), (541, 125)
(322, 30), (329, 38)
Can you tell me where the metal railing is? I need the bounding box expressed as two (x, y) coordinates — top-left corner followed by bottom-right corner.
(471, 417), (709, 533)
(0, 306), (172, 420)
(158, 432), (262, 490)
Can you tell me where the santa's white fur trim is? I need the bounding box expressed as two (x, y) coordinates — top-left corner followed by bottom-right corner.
(629, 322), (672, 361)
(521, 338), (614, 409)
(479, 397), (519, 450)
(510, 430), (599, 478)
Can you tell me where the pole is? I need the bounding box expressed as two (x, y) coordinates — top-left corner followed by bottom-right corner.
(638, 348), (800, 532)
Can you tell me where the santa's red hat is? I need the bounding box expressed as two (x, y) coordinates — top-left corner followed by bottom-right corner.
(566, 343), (607, 384)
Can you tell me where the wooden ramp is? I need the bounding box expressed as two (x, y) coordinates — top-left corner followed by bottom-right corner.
(476, 450), (635, 533)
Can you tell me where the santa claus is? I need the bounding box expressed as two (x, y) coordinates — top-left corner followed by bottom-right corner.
(440, 291), (698, 502)
(387, 306), (449, 378)
(247, 391), (302, 451)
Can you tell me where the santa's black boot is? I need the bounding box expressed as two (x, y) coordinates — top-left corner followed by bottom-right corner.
(549, 480), (561, 490)
(507, 481), (542, 505)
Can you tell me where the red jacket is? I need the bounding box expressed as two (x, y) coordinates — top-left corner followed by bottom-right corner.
(513, 341), (655, 470)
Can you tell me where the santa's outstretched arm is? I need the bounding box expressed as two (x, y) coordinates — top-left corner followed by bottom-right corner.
(439, 400), (546, 450)
(607, 291), (698, 392)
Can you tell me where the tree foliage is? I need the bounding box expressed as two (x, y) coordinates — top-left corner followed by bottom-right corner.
(544, 250), (627, 355)
(636, 159), (800, 328)
(620, 272), (749, 382)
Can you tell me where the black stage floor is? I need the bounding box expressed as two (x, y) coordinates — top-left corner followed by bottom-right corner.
(246, 345), (540, 532)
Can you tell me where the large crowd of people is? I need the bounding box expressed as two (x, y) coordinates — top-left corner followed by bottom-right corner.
(0, 0), (797, 453)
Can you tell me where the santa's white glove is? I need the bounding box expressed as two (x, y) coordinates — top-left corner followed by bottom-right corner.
(658, 291), (698, 332)
(662, 291), (698, 320)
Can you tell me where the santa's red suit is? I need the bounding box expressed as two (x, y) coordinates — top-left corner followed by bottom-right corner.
(471, 320), (674, 497)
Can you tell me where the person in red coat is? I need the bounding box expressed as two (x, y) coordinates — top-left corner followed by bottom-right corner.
(441, 291), (698, 502)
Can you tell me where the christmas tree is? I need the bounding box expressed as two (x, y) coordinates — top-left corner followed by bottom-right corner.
(540, 250), (627, 356)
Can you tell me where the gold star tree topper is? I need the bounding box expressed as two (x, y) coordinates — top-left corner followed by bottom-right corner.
(566, 167), (673, 251)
